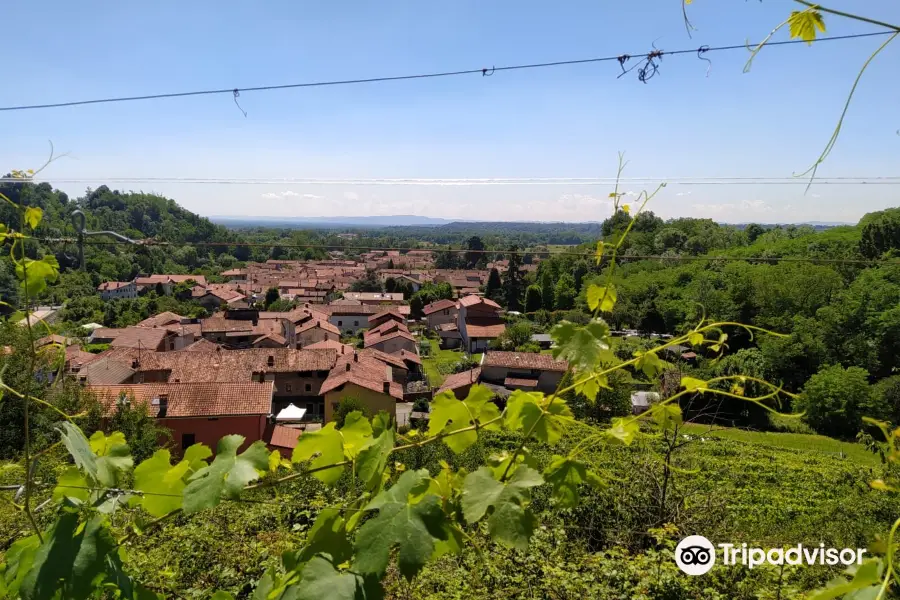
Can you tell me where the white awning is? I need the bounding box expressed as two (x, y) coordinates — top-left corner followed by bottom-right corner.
(275, 404), (307, 421)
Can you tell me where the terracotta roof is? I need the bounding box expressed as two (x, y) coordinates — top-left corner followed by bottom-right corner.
(361, 349), (408, 370)
(504, 377), (539, 388)
(423, 299), (457, 315)
(459, 295), (501, 309)
(396, 349), (422, 365)
(326, 304), (410, 317)
(368, 308), (406, 325)
(65, 347), (101, 369)
(464, 319), (506, 339)
(97, 281), (133, 291)
(137, 312), (185, 329)
(37, 334), (73, 347)
(91, 327), (123, 341)
(86, 381), (274, 417)
(109, 327), (171, 350)
(200, 317), (253, 334)
(266, 424), (301, 449)
(320, 353), (404, 400)
(304, 339), (356, 355)
(181, 338), (222, 352)
(437, 368), (482, 394)
(135, 274), (207, 286)
(483, 351), (569, 372)
(438, 322), (459, 332)
(297, 319), (340, 336)
(344, 292), (404, 302)
(364, 330), (416, 347)
(135, 348), (338, 382)
(79, 357), (136, 385)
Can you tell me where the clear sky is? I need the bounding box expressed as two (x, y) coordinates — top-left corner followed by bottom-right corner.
(2, 1), (898, 223)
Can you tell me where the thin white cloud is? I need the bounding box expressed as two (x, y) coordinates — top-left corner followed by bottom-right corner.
(281, 190), (299, 197)
(260, 192), (279, 199)
(343, 191), (360, 201)
(676, 191), (692, 197)
(260, 190), (312, 199)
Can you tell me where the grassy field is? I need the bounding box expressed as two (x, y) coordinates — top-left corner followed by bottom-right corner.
(680, 422), (878, 465)
(421, 339), (481, 387)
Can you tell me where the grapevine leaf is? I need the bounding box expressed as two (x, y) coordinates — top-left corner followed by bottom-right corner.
(788, 9), (826, 45)
(355, 428), (395, 491)
(340, 411), (373, 459)
(24, 207), (42, 230)
(89, 431), (133, 488)
(133, 450), (189, 517)
(53, 467), (90, 504)
(57, 423), (98, 482)
(505, 391), (571, 445)
(371, 411), (392, 438)
(634, 350), (665, 379)
(586, 284), (616, 313)
(461, 466), (543, 550)
(21, 514), (116, 600)
(16, 256), (59, 297)
(183, 436), (269, 514)
(3, 535), (40, 598)
(681, 376), (707, 392)
(427, 392), (476, 452)
(296, 509), (354, 566)
(431, 524), (465, 560)
(292, 422), (345, 485)
(809, 558), (881, 600)
(89, 431), (127, 455)
(688, 331), (704, 346)
(550, 319), (612, 373)
(487, 448), (539, 481)
(462, 384), (502, 430)
(653, 404), (682, 431)
(292, 555), (374, 600)
(353, 469), (447, 580)
(543, 455), (604, 509)
(607, 418), (640, 445)
(594, 241), (604, 265)
(183, 443), (212, 472)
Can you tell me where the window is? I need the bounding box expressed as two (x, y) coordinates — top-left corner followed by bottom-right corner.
(286, 383), (292, 392)
(337, 320), (343, 326)
(181, 433), (196, 451)
(354, 320), (359, 326)
(443, 309), (448, 315)
(305, 383), (311, 392)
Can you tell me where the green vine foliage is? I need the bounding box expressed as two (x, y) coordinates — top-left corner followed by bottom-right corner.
(3, 3), (900, 593)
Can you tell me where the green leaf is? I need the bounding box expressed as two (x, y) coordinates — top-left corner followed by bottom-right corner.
(586, 284), (616, 313)
(53, 467), (90, 504)
(183, 436), (269, 514)
(687, 331), (704, 346)
(789, 9), (826, 45)
(550, 319), (612, 374)
(183, 443), (212, 472)
(292, 555), (373, 600)
(2, 535), (40, 598)
(594, 241), (605, 265)
(133, 450), (189, 517)
(634, 350), (665, 379)
(809, 558), (881, 600)
(292, 423), (345, 485)
(296, 509), (354, 566)
(371, 411), (392, 437)
(89, 431), (133, 488)
(353, 469), (446, 580)
(543, 456), (604, 509)
(57, 423), (99, 482)
(653, 404), (682, 431)
(89, 431), (127, 456)
(339, 411), (373, 459)
(505, 391), (571, 445)
(427, 392), (477, 452)
(210, 593), (235, 600)
(487, 448), (539, 481)
(24, 207), (42, 230)
(681, 376), (707, 392)
(574, 374), (601, 401)
(461, 466), (543, 550)
(606, 418), (640, 445)
(16, 256), (59, 297)
(355, 428), (395, 491)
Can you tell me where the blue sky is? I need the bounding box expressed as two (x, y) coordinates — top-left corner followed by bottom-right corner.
(2, 0), (899, 223)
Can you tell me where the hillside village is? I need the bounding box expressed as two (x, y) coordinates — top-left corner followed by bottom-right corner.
(65, 254), (577, 457)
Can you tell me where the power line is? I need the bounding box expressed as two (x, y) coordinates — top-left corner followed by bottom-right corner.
(5, 176), (900, 186)
(0, 31), (893, 113)
(33, 237), (900, 265)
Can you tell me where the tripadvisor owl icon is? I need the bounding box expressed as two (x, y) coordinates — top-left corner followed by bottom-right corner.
(675, 535), (716, 575)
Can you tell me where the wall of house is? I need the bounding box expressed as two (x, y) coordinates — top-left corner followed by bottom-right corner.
(298, 328), (339, 347)
(324, 383), (396, 423)
(426, 309), (457, 330)
(480, 365), (564, 394)
(328, 314), (370, 335)
(469, 338), (492, 353)
(371, 337), (417, 355)
(100, 283), (137, 301)
(158, 415), (268, 455)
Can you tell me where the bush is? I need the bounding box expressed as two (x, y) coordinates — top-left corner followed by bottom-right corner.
(797, 364), (879, 438)
(332, 398), (370, 427)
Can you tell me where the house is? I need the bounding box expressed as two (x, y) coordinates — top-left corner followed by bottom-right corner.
(436, 368), (482, 399)
(368, 308), (407, 330)
(326, 304), (410, 335)
(631, 391), (660, 415)
(437, 323), (462, 349)
(530, 334), (553, 350)
(85, 381), (275, 453)
(304, 339), (357, 355)
(297, 319), (341, 348)
(320, 352), (404, 423)
(77, 355), (137, 385)
(134, 274), (208, 295)
(64, 346), (101, 375)
(17, 306), (59, 328)
(136, 312), (186, 329)
(90, 326), (188, 352)
(192, 285), (246, 310)
(480, 351), (569, 394)
(364, 320), (418, 355)
(133, 348), (338, 422)
(199, 317), (294, 349)
(457, 295), (506, 353)
(343, 292), (404, 305)
(97, 281), (137, 300)
(265, 423), (302, 458)
(423, 299), (458, 330)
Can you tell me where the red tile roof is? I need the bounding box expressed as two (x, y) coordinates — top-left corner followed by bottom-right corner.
(459, 295), (499, 308)
(368, 308), (406, 325)
(136, 348), (338, 382)
(137, 312), (185, 329)
(86, 381), (274, 417)
(181, 338), (222, 352)
(109, 327), (172, 350)
(97, 281), (133, 291)
(266, 424), (301, 449)
(437, 368), (481, 394)
(200, 318), (253, 334)
(464, 319), (506, 339)
(483, 351), (568, 372)
(304, 339), (356, 355)
(423, 299), (457, 315)
(321, 353), (404, 400)
(362, 349), (408, 370)
(297, 319), (340, 336)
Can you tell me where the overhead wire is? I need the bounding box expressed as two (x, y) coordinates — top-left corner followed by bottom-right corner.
(0, 31), (894, 113)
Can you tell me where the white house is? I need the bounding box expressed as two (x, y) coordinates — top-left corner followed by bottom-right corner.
(98, 281), (138, 301)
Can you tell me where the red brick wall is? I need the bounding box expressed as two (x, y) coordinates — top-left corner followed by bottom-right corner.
(159, 415), (268, 455)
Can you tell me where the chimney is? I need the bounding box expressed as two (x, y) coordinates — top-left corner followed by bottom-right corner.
(158, 395), (168, 418)
(267, 355), (275, 367)
(131, 358), (139, 369)
(341, 345), (345, 355)
(345, 362), (351, 372)
(385, 365), (392, 382)
(353, 353), (358, 363)
(383, 381), (390, 394)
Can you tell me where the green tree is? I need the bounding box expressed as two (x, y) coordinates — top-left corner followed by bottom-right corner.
(540, 268), (555, 311)
(524, 285), (542, 313)
(349, 270), (384, 293)
(554, 274), (576, 311)
(745, 223), (765, 243)
(485, 268), (502, 302)
(332, 397), (370, 427)
(503, 246), (524, 311)
(465, 236), (485, 268)
(859, 208), (900, 259)
(797, 364), (878, 438)
(875, 375), (900, 427)
(264, 287), (280, 308)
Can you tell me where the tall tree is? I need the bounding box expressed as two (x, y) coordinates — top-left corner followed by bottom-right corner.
(503, 246), (524, 311)
(264, 287), (280, 309)
(465, 236), (485, 268)
(554, 274), (576, 311)
(540, 268), (555, 311)
(485, 268), (502, 302)
(524, 285), (542, 313)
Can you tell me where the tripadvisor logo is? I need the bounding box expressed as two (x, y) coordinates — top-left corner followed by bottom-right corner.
(675, 536), (867, 575)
